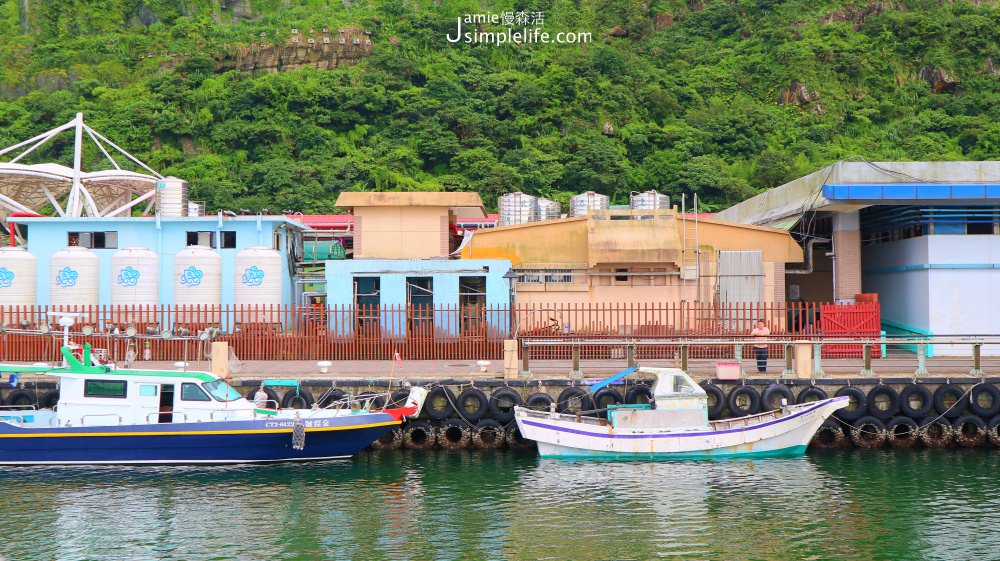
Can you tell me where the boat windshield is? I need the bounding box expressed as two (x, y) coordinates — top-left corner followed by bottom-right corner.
(202, 379), (243, 402)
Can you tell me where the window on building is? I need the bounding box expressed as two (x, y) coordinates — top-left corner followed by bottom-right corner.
(967, 221), (995, 235)
(459, 276), (486, 334)
(407, 277), (434, 334)
(84, 380), (127, 398)
(180, 383), (212, 402)
(615, 268), (629, 282)
(69, 231), (117, 249)
(186, 231), (214, 247)
(517, 269), (574, 284)
(354, 277), (380, 334)
(220, 231), (237, 248)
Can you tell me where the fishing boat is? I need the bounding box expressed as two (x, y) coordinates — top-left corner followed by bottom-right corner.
(0, 344), (426, 465)
(514, 366), (848, 459)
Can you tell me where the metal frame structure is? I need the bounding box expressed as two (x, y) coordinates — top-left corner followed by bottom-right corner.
(0, 113), (162, 220)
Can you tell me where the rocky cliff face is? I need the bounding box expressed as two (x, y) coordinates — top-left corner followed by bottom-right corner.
(218, 29), (373, 72)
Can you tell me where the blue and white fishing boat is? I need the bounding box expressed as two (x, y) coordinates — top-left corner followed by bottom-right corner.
(514, 367), (848, 459)
(0, 344), (426, 465)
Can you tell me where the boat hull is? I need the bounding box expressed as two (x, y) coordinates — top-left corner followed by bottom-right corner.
(0, 413), (398, 465)
(517, 397), (848, 460)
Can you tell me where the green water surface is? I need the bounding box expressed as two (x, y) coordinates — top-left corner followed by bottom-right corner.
(0, 450), (997, 561)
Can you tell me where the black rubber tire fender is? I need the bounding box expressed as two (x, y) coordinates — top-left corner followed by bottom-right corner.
(866, 385), (900, 420)
(317, 388), (347, 408)
(525, 392), (553, 411)
(369, 428), (403, 451)
(760, 384), (795, 412)
(849, 415), (887, 449)
(557, 387), (595, 415)
(591, 388), (624, 418)
(423, 387), (457, 420)
(727, 386), (761, 417)
(455, 388), (489, 422)
(488, 388), (524, 423)
(625, 384), (654, 405)
(437, 418), (472, 450)
(700, 383), (726, 420)
(833, 387), (867, 422)
(505, 424), (534, 450)
(281, 387), (316, 409)
(918, 417), (953, 448)
(796, 386), (828, 404)
(246, 387), (280, 409)
(933, 384), (969, 418)
(988, 414), (1000, 447)
(356, 392), (387, 410)
(402, 420), (437, 450)
(952, 414), (986, 447)
(969, 385), (1000, 418)
(885, 416), (919, 449)
(898, 384), (933, 418)
(472, 419), (505, 450)
(4, 389), (37, 407)
(810, 420), (849, 450)
(39, 389), (60, 409)
(388, 389), (411, 408)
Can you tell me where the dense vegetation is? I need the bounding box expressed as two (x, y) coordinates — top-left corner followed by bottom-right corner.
(0, 0), (999, 213)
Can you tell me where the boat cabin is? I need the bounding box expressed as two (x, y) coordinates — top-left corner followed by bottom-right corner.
(607, 368), (709, 429)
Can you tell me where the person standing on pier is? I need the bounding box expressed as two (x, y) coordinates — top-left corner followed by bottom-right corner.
(750, 320), (770, 373)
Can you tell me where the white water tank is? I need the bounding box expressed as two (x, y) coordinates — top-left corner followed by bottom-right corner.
(111, 247), (160, 306)
(0, 247), (37, 319)
(630, 190), (670, 210)
(570, 191), (610, 217)
(536, 198), (561, 221)
(173, 245), (221, 323)
(50, 246), (99, 311)
(234, 246), (283, 324)
(157, 176), (189, 217)
(498, 192), (537, 226)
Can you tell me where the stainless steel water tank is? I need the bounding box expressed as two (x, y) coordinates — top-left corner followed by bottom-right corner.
(629, 190), (670, 210)
(569, 191), (610, 217)
(498, 192), (537, 226)
(536, 198), (561, 221)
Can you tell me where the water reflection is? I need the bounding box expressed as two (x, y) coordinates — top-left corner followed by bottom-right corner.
(1, 451), (999, 560)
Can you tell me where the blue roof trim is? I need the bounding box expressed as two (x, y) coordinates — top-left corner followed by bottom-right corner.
(823, 183), (1000, 201)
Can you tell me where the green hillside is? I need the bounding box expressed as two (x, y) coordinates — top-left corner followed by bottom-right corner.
(0, 0), (998, 213)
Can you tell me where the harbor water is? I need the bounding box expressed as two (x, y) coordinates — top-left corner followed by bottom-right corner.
(1, 450), (998, 561)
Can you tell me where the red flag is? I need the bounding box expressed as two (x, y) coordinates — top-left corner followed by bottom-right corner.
(394, 350), (403, 369)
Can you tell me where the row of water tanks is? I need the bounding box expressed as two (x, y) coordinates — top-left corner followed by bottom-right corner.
(497, 190), (670, 226)
(0, 245), (283, 308)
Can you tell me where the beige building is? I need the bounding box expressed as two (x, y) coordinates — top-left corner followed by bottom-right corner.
(335, 191), (486, 259)
(461, 208), (804, 309)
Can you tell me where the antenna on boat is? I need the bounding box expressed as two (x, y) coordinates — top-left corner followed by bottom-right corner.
(46, 312), (86, 366)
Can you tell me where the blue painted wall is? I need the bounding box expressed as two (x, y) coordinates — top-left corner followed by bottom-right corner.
(12, 215), (301, 308)
(324, 259), (513, 336)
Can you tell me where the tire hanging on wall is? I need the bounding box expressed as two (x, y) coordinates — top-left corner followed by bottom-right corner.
(557, 387), (595, 415)
(3, 389), (36, 407)
(472, 419), (505, 450)
(455, 388), (489, 422)
(918, 417), (953, 448)
(933, 384), (969, 419)
(356, 392), (387, 410)
(898, 384), (933, 418)
(885, 416), (919, 449)
(700, 383), (726, 420)
(488, 388), (524, 423)
(796, 386), (828, 404)
(437, 418), (472, 451)
(726, 386), (761, 417)
(760, 384), (794, 412)
(833, 387), (867, 422)
(849, 416), (887, 449)
(369, 428), (403, 451)
(281, 388), (316, 409)
(525, 392), (554, 411)
(505, 424), (534, 450)
(317, 388), (347, 408)
(810, 420), (850, 450)
(387, 389), (412, 408)
(39, 389), (60, 410)
(625, 384), (654, 405)
(952, 414), (986, 447)
(246, 387), (280, 409)
(865, 385), (900, 420)
(987, 414), (1000, 447)
(403, 420), (437, 450)
(423, 387), (457, 420)
(968, 385), (1000, 418)
(591, 388), (624, 418)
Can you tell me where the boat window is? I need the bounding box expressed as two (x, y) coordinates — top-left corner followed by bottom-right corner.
(84, 380), (127, 398)
(180, 383), (212, 402)
(202, 379), (243, 402)
(139, 385), (158, 397)
(673, 375), (698, 394)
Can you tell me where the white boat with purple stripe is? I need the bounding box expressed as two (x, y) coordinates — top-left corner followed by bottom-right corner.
(514, 367), (848, 460)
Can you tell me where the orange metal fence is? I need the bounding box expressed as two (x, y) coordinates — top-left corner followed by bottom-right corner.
(0, 302), (876, 362)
